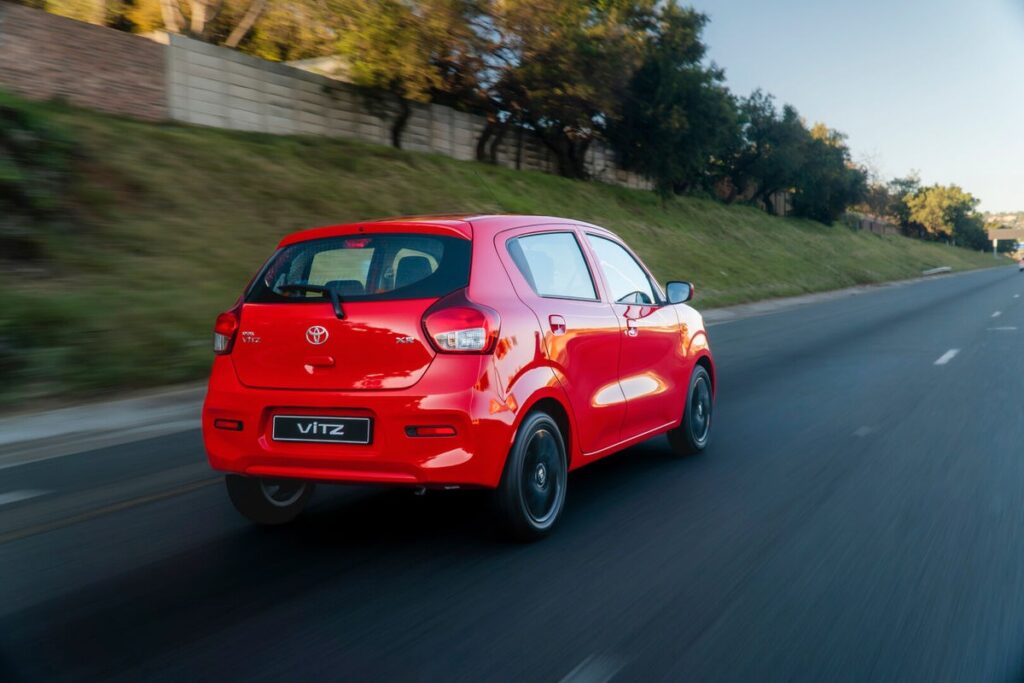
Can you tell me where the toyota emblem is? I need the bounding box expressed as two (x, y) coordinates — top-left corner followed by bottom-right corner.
(306, 325), (329, 345)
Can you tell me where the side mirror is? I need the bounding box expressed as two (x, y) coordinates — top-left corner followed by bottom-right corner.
(666, 281), (694, 304)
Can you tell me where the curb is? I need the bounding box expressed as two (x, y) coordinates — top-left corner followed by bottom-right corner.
(0, 384), (205, 469)
(702, 266), (984, 325)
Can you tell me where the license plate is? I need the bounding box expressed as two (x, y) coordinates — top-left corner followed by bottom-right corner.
(272, 415), (372, 445)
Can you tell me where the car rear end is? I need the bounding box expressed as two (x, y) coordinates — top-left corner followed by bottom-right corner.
(202, 219), (510, 489)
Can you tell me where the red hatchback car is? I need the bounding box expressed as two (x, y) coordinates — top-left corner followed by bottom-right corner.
(203, 215), (715, 539)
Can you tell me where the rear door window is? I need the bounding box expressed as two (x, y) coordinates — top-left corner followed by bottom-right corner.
(248, 233), (470, 303)
(507, 232), (597, 300)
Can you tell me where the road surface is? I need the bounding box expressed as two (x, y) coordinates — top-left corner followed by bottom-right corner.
(2, 266), (1024, 682)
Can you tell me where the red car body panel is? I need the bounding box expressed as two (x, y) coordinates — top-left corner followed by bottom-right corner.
(203, 214), (714, 488)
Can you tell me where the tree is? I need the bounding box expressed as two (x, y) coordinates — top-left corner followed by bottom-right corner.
(243, 1), (337, 61)
(483, 0), (656, 178)
(789, 124), (866, 224)
(45, 0), (107, 24)
(728, 91), (807, 210)
(886, 172), (922, 234)
(332, 0), (486, 149)
(860, 182), (892, 219)
(722, 94), (866, 222)
(124, 0), (271, 48)
(905, 184), (987, 248)
(606, 2), (739, 197)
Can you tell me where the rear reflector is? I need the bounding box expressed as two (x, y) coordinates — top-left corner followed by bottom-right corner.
(214, 419), (244, 431)
(405, 425), (457, 437)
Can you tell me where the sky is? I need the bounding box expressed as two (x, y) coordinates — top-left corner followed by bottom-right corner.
(686, 0), (1024, 212)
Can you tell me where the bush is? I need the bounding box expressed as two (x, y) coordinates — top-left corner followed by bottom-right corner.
(0, 89), (77, 259)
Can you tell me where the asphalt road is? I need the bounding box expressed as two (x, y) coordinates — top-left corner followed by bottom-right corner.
(2, 266), (1024, 682)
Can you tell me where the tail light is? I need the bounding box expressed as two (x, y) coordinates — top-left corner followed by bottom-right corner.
(213, 305), (241, 354)
(422, 289), (500, 354)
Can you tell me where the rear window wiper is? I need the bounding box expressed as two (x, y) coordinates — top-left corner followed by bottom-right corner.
(275, 284), (345, 319)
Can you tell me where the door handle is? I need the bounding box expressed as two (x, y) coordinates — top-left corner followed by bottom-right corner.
(625, 319), (638, 337)
(549, 315), (567, 336)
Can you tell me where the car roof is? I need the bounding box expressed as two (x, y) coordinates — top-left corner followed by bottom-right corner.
(276, 214), (613, 247)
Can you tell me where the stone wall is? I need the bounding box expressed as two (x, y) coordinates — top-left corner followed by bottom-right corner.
(0, 2), (166, 120)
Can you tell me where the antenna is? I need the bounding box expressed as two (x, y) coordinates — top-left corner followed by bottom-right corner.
(470, 164), (505, 213)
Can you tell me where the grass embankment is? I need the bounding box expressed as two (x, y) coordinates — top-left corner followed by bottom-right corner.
(0, 101), (1000, 405)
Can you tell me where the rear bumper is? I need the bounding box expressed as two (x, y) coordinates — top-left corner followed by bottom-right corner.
(202, 355), (516, 488)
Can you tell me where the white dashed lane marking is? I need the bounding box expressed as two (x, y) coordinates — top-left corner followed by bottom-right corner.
(992, 311), (1002, 318)
(934, 349), (960, 366)
(0, 490), (48, 507)
(560, 654), (626, 683)
(988, 326), (1017, 331)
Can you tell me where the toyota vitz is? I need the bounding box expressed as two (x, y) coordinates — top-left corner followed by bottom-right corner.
(203, 215), (715, 539)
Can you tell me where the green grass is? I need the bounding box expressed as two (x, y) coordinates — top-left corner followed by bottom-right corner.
(0, 101), (1001, 405)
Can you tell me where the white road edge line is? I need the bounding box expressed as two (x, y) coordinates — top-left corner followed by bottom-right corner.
(992, 311), (1002, 318)
(0, 490), (49, 507)
(934, 349), (960, 366)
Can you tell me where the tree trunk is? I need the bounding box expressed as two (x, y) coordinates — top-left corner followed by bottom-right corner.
(190, 0), (209, 35)
(759, 187), (780, 214)
(160, 0), (183, 33)
(528, 120), (588, 180)
(476, 119), (495, 162)
(189, 0), (225, 37)
(487, 123), (507, 164)
(514, 126), (524, 170)
(391, 96), (411, 149)
(225, 0), (267, 48)
(550, 137), (588, 180)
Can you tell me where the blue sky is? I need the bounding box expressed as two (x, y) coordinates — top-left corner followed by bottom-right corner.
(686, 0), (1024, 212)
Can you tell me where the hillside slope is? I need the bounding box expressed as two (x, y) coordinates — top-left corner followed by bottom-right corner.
(0, 101), (1000, 403)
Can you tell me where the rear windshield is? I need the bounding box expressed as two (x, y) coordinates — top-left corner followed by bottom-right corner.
(247, 233), (471, 303)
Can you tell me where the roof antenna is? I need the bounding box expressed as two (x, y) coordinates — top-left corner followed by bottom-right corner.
(470, 164), (505, 214)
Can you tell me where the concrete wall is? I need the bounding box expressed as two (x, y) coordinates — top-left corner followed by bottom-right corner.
(843, 214), (900, 236)
(157, 33), (649, 188)
(0, 3), (166, 120)
(0, 4), (650, 190)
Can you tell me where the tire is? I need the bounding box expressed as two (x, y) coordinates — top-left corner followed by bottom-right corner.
(225, 475), (314, 525)
(667, 365), (713, 457)
(493, 412), (568, 541)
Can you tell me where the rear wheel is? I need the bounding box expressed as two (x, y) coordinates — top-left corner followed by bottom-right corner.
(225, 475), (314, 525)
(668, 365), (713, 456)
(493, 412), (568, 541)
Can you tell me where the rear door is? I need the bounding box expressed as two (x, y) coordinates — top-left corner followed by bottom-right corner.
(232, 232), (470, 391)
(497, 227), (626, 454)
(584, 233), (685, 438)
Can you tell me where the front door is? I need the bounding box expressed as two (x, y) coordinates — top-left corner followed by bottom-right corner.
(584, 233), (685, 439)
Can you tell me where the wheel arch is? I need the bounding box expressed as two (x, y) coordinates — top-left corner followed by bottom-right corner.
(694, 353), (716, 397)
(514, 388), (577, 470)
